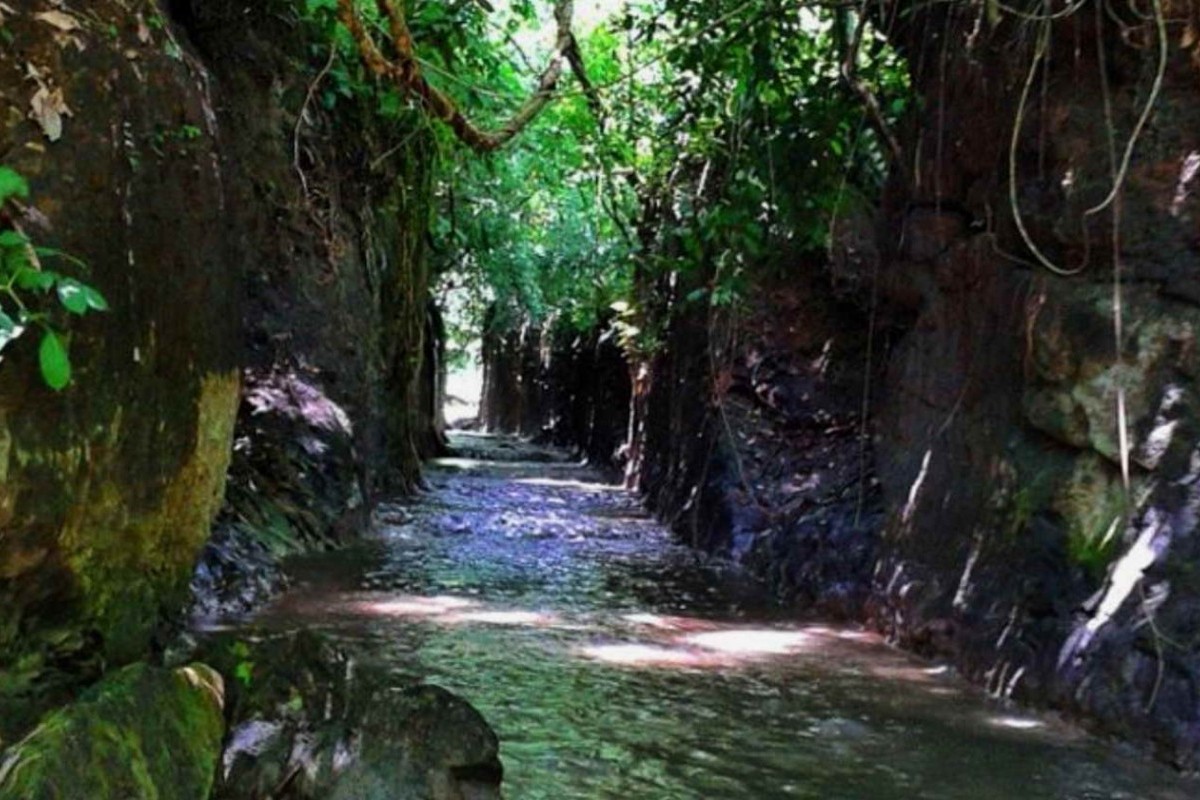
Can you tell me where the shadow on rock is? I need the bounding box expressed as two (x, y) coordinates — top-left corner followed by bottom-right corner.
(203, 631), (502, 800)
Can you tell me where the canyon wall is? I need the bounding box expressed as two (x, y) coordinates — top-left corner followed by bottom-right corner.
(481, 318), (630, 469)
(482, 1), (1200, 766)
(855, 0), (1200, 766)
(0, 0), (438, 742)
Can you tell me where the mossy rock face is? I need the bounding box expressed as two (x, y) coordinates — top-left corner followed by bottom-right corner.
(0, 663), (226, 800)
(0, 2), (241, 739)
(185, 0), (441, 621)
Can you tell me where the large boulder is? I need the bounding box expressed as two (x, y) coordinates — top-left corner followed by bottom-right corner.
(207, 631), (502, 800)
(189, 370), (364, 621)
(0, 663), (226, 800)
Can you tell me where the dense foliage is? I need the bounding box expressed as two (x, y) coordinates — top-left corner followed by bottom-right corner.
(417, 0), (911, 361)
(261, 0), (910, 364)
(2, 0), (911, 384)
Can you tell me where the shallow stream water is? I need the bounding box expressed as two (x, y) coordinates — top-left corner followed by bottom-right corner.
(219, 433), (1196, 799)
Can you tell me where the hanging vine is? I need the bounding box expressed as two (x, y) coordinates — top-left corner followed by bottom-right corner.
(336, 0), (591, 153)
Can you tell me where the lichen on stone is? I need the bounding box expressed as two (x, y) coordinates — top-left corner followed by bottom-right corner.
(0, 662), (225, 800)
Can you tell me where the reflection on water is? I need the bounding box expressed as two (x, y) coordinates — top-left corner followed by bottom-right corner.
(220, 434), (1195, 800)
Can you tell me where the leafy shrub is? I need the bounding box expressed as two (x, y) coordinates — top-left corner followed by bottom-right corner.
(0, 166), (108, 391)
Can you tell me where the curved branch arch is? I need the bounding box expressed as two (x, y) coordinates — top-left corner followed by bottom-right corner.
(337, 0), (580, 153)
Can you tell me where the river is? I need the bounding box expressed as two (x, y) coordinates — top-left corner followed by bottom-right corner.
(214, 433), (1196, 799)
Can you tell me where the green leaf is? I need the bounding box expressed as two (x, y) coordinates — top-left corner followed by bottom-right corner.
(57, 279), (90, 314)
(234, 661), (255, 687)
(83, 285), (109, 311)
(38, 330), (71, 391)
(378, 90), (403, 119)
(14, 267), (56, 292)
(0, 309), (21, 353)
(0, 230), (27, 248)
(3, 248), (27, 274)
(0, 167), (29, 206)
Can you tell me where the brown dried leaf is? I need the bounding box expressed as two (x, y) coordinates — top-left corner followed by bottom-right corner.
(136, 13), (152, 44)
(34, 10), (80, 32)
(29, 85), (72, 142)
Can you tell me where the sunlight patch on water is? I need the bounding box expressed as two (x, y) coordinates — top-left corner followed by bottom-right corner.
(621, 612), (722, 632)
(578, 628), (818, 670)
(357, 595), (479, 617)
(514, 477), (623, 492)
(354, 595), (564, 628)
(577, 643), (740, 669)
(453, 610), (560, 626)
(988, 716), (1045, 731)
(683, 629), (813, 655)
(429, 457), (491, 470)
(866, 663), (951, 684)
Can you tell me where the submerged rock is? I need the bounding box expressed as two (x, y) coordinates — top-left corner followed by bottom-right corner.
(0, 663), (225, 800)
(207, 631), (502, 800)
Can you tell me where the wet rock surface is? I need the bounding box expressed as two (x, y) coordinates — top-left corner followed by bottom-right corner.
(851, 3), (1200, 769)
(0, 1), (241, 739)
(198, 631), (500, 800)
(0, 662), (225, 800)
(1, 0), (440, 746)
(201, 435), (1196, 799)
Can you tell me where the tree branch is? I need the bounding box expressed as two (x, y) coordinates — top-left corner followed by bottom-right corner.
(337, 0), (577, 153)
(840, 7), (910, 182)
(564, 35), (605, 124)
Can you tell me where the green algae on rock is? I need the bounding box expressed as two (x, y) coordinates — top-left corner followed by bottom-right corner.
(0, 0), (243, 740)
(0, 663), (225, 800)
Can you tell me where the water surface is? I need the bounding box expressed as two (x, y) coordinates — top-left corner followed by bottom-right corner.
(225, 433), (1195, 799)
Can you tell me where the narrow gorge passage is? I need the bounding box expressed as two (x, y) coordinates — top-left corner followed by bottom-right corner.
(8, 2), (1200, 795)
(208, 434), (1192, 799)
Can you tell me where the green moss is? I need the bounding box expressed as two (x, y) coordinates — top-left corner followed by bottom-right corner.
(1005, 479), (1042, 541)
(58, 371), (240, 663)
(1055, 454), (1143, 578)
(0, 663), (225, 800)
(981, 454), (1056, 544)
(1, 369), (236, 736)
